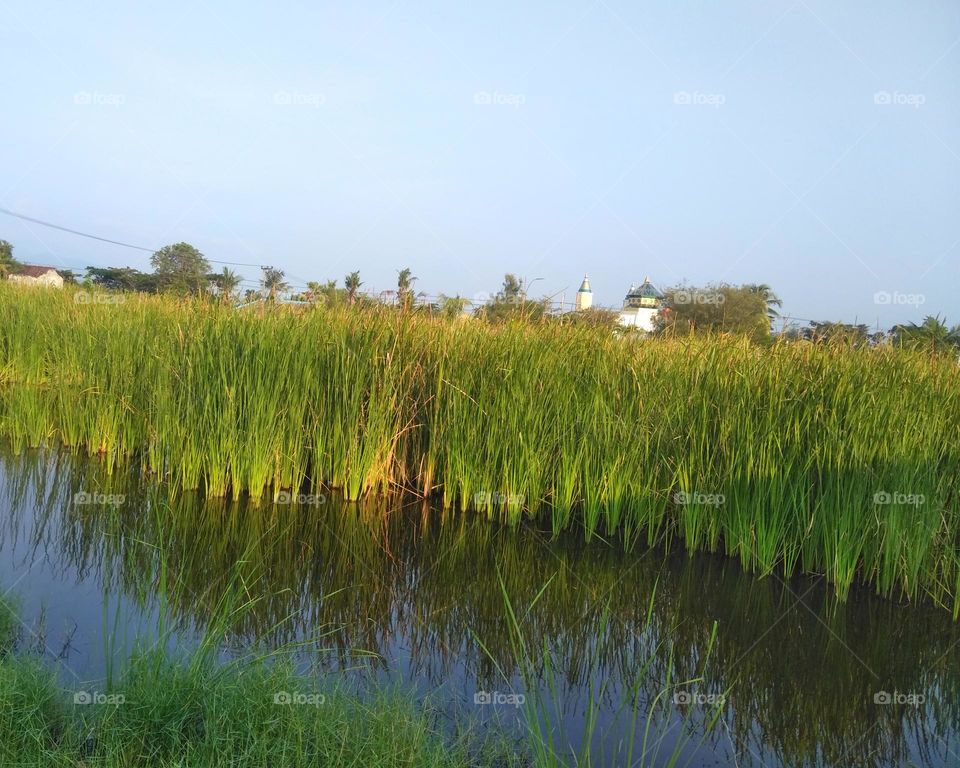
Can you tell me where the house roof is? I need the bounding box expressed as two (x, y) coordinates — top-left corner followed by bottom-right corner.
(14, 265), (60, 278)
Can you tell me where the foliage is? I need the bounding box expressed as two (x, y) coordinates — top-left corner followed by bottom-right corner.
(744, 283), (782, 320)
(891, 315), (960, 357)
(479, 274), (548, 324)
(208, 267), (241, 302)
(261, 267), (288, 301)
(85, 266), (161, 293)
(555, 307), (620, 330)
(397, 267), (417, 310)
(654, 283), (771, 341)
(150, 242), (210, 295)
(790, 320), (875, 347)
(306, 279), (343, 305)
(0, 239), (21, 278)
(1, 286), (959, 613)
(344, 271), (362, 304)
(435, 294), (470, 318)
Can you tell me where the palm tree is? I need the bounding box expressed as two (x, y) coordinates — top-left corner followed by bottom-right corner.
(397, 267), (416, 309)
(344, 271), (362, 305)
(892, 316), (960, 356)
(745, 284), (782, 320)
(213, 267), (241, 302)
(261, 267), (289, 302)
(306, 281), (323, 303)
(438, 294), (469, 318)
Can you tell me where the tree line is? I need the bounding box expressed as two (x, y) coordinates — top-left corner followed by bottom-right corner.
(2, 238), (957, 354)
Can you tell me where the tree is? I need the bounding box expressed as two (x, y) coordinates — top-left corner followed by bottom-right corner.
(501, 273), (523, 302)
(799, 320), (872, 346)
(57, 269), (79, 285)
(745, 283), (783, 321)
(397, 268), (417, 309)
(436, 294), (469, 318)
(479, 274), (549, 324)
(85, 266), (160, 293)
(654, 284), (771, 341)
(209, 268), (241, 302)
(304, 279), (342, 305)
(261, 267), (289, 301)
(891, 316), (960, 356)
(0, 239), (22, 279)
(150, 242), (210, 294)
(344, 271), (362, 305)
(557, 307), (620, 330)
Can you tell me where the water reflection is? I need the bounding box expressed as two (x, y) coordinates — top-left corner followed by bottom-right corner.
(1, 447), (959, 767)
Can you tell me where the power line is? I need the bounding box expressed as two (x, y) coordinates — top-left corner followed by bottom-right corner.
(0, 206), (265, 268)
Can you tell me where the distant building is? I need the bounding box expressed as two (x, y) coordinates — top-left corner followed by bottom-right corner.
(7, 265), (64, 288)
(575, 275), (593, 311)
(618, 277), (663, 332)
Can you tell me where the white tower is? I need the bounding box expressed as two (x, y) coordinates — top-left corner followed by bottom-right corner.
(575, 275), (593, 311)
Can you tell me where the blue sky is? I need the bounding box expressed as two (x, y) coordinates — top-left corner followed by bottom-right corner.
(1, 1), (958, 328)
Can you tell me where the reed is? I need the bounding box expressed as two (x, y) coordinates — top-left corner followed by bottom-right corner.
(1, 284), (959, 612)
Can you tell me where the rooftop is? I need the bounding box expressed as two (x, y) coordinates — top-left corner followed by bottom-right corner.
(12, 265), (60, 278)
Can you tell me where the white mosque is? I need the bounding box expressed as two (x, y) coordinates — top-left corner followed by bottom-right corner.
(575, 275), (665, 332)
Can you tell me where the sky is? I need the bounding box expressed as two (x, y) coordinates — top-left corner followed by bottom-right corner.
(0, 0), (958, 328)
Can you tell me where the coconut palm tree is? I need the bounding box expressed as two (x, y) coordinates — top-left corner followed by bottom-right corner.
(892, 315), (960, 356)
(397, 267), (416, 309)
(211, 267), (241, 302)
(745, 283), (782, 320)
(261, 267), (289, 302)
(344, 271), (362, 305)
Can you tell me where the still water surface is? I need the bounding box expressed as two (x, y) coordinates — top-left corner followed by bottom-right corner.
(1, 447), (958, 767)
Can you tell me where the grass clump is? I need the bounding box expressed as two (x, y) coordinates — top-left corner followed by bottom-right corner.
(1, 285), (959, 612)
(0, 647), (515, 767)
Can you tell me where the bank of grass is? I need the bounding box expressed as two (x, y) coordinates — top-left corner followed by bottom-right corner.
(0, 652), (509, 767)
(0, 582), (516, 768)
(1, 285), (959, 612)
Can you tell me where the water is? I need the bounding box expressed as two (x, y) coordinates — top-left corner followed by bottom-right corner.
(1, 446), (958, 767)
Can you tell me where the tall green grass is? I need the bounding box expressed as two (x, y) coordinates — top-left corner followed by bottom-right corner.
(1, 285), (959, 612)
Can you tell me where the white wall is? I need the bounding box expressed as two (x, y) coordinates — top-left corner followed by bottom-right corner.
(8, 271), (64, 288)
(617, 307), (658, 332)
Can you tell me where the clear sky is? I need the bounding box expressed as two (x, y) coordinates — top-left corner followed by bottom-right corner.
(1, 1), (957, 328)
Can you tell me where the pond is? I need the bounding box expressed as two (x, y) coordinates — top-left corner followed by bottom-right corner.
(1, 446), (958, 767)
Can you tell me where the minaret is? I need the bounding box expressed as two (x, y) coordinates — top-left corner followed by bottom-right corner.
(575, 275), (593, 311)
